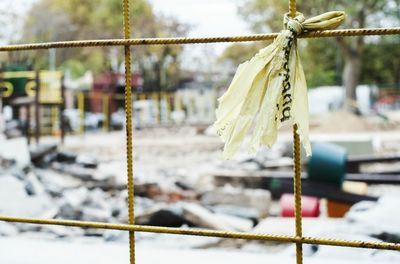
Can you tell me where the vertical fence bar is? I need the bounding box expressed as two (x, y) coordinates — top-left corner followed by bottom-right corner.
(34, 71), (41, 144)
(102, 94), (109, 131)
(293, 124), (303, 264)
(60, 75), (66, 144)
(153, 92), (160, 124)
(122, 0), (136, 264)
(78, 91), (85, 134)
(289, 1), (303, 264)
(27, 104), (31, 144)
(51, 106), (58, 135)
(164, 92), (171, 123)
(289, 0), (297, 17)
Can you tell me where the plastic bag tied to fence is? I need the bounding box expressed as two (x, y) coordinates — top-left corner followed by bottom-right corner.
(214, 11), (345, 159)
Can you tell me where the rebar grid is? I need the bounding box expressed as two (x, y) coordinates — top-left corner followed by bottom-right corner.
(0, 0), (400, 263)
(122, 0), (136, 263)
(0, 27), (400, 51)
(0, 215), (400, 251)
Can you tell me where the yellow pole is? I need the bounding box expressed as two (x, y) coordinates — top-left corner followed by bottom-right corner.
(122, 1), (135, 263)
(78, 91), (85, 134)
(152, 92), (160, 124)
(51, 106), (59, 135)
(102, 94), (109, 132)
(288, 2), (303, 264)
(174, 92), (182, 111)
(164, 92), (171, 122)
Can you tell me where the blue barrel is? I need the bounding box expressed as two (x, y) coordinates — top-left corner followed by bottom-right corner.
(308, 143), (347, 186)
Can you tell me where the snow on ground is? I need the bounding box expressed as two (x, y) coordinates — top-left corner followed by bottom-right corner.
(0, 236), (398, 264)
(3, 125), (400, 263)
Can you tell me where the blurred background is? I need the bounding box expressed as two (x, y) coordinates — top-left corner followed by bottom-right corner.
(0, 0), (400, 263)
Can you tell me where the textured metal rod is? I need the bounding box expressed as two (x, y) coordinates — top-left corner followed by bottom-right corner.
(0, 216), (400, 251)
(0, 27), (399, 51)
(288, 1), (303, 262)
(289, 0), (296, 17)
(122, 0), (135, 263)
(293, 124), (303, 264)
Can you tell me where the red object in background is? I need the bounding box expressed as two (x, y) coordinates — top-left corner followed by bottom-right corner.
(280, 193), (320, 217)
(91, 72), (142, 113)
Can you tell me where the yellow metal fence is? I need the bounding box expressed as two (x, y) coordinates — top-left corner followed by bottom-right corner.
(73, 91), (177, 133)
(1, 1), (400, 264)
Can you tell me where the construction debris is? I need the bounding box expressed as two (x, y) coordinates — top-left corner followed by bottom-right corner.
(201, 187), (271, 218)
(0, 126), (400, 262)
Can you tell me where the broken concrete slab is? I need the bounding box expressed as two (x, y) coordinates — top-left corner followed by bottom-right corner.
(0, 156), (16, 172)
(35, 169), (82, 196)
(181, 202), (253, 231)
(136, 207), (188, 227)
(81, 207), (112, 222)
(55, 151), (77, 163)
(62, 187), (89, 208)
(58, 202), (82, 219)
(207, 204), (259, 224)
(57, 187), (113, 221)
(30, 143), (58, 167)
(84, 188), (112, 210)
(52, 162), (95, 181)
(0, 175), (54, 218)
(25, 172), (46, 196)
(0, 138), (30, 169)
(201, 187), (271, 218)
(215, 213), (254, 232)
(346, 195), (400, 239)
(182, 203), (229, 230)
(0, 222), (19, 236)
(92, 161), (127, 187)
(76, 154), (98, 169)
(252, 217), (341, 237)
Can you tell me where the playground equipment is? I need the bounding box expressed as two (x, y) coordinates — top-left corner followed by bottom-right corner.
(0, 69), (66, 144)
(71, 88), (215, 132)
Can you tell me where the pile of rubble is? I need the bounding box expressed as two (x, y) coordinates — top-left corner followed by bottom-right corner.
(0, 137), (272, 241)
(1, 129), (400, 260)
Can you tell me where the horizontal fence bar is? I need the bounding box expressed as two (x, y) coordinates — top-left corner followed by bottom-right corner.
(1, 27), (400, 51)
(1, 215), (400, 251)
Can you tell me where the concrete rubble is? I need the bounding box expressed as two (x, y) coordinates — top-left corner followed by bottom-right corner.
(0, 133), (272, 239)
(0, 127), (400, 263)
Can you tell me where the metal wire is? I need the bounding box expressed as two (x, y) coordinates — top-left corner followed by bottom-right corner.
(0, 27), (400, 51)
(288, 1), (303, 261)
(289, 0), (296, 17)
(122, 0), (136, 263)
(287, 2), (303, 262)
(293, 124), (303, 264)
(0, 215), (399, 251)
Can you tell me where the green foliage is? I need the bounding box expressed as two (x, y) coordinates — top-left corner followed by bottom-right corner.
(60, 60), (87, 78)
(301, 39), (340, 87)
(361, 36), (400, 88)
(219, 42), (267, 65)
(220, 39), (340, 88)
(226, 0), (400, 93)
(19, 0), (188, 91)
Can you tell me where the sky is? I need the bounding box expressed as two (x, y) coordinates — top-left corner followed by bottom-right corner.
(2, 0), (250, 45)
(149, 0), (249, 37)
(148, 0), (251, 68)
(0, 0), (34, 44)
(1, 0), (251, 69)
